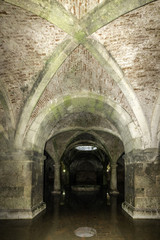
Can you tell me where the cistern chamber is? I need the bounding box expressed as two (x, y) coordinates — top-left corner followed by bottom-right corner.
(0, 1), (160, 239)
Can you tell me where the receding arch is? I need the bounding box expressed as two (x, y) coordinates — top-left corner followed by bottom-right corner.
(45, 127), (122, 166)
(45, 127), (124, 167)
(59, 131), (110, 159)
(0, 81), (15, 139)
(24, 93), (143, 153)
(62, 138), (111, 168)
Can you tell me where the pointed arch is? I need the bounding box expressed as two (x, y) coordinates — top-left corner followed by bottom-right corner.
(84, 38), (151, 147)
(151, 93), (160, 147)
(14, 38), (78, 147)
(24, 93), (143, 153)
(80, 0), (156, 35)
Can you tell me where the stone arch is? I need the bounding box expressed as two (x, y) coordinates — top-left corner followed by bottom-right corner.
(4, 0), (155, 39)
(24, 93), (143, 154)
(0, 80), (15, 139)
(89, 130), (124, 163)
(59, 131), (112, 162)
(84, 38), (151, 148)
(45, 127), (121, 168)
(80, 0), (156, 35)
(151, 93), (160, 147)
(7, 0), (152, 149)
(14, 37), (78, 147)
(4, 0), (80, 36)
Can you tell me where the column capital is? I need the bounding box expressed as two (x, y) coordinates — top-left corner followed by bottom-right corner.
(0, 150), (44, 162)
(110, 162), (118, 169)
(123, 148), (159, 165)
(53, 163), (60, 168)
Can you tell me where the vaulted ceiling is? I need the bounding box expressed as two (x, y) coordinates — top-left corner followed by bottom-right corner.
(0, 0), (160, 160)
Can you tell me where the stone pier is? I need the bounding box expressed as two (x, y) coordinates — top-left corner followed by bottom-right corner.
(110, 163), (119, 195)
(122, 149), (160, 219)
(0, 151), (46, 219)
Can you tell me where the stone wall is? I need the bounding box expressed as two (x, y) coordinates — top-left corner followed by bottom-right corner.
(93, 1), (160, 124)
(123, 149), (160, 218)
(0, 151), (45, 219)
(0, 0), (67, 122)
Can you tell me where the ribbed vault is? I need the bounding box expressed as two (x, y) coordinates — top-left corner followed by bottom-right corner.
(0, 0), (160, 221)
(24, 93), (142, 153)
(0, 0), (159, 153)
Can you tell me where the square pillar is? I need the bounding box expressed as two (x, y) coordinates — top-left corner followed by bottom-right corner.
(0, 151), (46, 219)
(122, 149), (160, 219)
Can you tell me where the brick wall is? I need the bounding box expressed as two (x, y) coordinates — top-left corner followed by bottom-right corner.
(0, 0), (159, 140)
(0, 1), (67, 123)
(29, 45), (135, 127)
(92, 1), (160, 124)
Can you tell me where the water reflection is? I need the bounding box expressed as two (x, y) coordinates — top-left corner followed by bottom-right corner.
(0, 190), (160, 240)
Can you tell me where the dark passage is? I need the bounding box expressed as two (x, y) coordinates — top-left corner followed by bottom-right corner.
(0, 190), (160, 240)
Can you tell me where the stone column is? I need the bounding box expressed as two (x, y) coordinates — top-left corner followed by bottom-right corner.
(110, 163), (119, 195)
(0, 150), (46, 219)
(52, 162), (61, 194)
(122, 149), (160, 219)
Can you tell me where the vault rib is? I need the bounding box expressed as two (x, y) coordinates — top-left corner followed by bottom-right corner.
(84, 38), (151, 147)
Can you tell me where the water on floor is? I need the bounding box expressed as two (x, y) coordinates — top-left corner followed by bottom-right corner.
(0, 190), (160, 240)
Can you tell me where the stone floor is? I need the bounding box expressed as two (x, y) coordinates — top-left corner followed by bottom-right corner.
(0, 190), (160, 240)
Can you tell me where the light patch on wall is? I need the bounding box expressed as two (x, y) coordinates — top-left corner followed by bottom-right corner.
(75, 145), (97, 151)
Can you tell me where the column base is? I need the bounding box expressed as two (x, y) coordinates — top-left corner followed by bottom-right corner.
(0, 202), (46, 219)
(122, 201), (160, 219)
(110, 190), (119, 195)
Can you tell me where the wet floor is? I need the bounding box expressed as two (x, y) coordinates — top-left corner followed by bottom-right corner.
(0, 190), (160, 240)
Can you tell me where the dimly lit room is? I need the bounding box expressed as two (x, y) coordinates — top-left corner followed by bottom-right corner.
(0, 0), (160, 239)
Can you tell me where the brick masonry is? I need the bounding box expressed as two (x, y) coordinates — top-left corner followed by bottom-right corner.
(0, 0), (67, 123)
(92, 1), (160, 124)
(0, 0), (159, 131)
(30, 44), (135, 126)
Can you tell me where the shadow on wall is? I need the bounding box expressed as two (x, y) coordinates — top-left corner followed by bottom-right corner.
(117, 153), (125, 200)
(43, 151), (55, 202)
